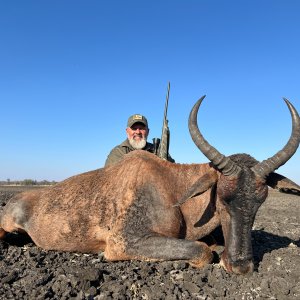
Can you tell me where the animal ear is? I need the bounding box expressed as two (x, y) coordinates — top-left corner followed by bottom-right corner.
(267, 172), (300, 196)
(173, 169), (218, 207)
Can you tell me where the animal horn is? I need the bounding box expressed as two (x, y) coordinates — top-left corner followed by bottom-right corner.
(251, 98), (300, 179)
(189, 96), (241, 176)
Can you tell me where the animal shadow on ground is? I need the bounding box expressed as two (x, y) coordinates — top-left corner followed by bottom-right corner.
(252, 230), (299, 269)
(1, 232), (33, 247)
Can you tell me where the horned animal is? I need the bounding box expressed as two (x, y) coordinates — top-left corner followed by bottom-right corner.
(1, 96), (300, 275)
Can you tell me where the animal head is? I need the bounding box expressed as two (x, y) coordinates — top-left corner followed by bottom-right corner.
(186, 96), (300, 274)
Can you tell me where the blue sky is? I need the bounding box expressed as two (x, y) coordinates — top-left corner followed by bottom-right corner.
(1, 0), (299, 184)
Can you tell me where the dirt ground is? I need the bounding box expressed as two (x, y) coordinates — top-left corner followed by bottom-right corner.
(0, 186), (299, 300)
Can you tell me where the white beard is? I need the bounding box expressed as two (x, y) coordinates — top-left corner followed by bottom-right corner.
(129, 138), (147, 150)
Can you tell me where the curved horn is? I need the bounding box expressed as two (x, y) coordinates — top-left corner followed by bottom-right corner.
(189, 96), (241, 177)
(252, 98), (300, 179)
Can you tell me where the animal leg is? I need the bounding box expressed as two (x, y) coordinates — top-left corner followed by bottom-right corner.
(105, 235), (213, 268)
(0, 199), (28, 237)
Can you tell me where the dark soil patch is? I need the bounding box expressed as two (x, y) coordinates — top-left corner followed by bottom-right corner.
(0, 186), (299, 299)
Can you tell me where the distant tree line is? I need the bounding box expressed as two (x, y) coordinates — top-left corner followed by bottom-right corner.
(0, 179), (57, 186)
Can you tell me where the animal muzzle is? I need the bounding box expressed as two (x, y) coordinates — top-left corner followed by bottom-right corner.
(231, 261), (254, 275)
(220, 252), (254, 274)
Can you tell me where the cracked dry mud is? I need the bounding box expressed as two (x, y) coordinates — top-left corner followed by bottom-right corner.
(0, 186), (299, 299)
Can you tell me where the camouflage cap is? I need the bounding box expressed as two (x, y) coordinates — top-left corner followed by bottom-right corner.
(127, 114), (148, 128)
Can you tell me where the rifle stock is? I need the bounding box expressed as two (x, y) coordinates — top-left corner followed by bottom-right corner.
(157, 82), (171, 160)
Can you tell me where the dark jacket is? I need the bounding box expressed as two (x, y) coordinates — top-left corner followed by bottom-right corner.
(104, 139), (175, 167)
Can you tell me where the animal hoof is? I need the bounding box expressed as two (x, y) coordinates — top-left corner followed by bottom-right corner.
(0, 228), (7, 240)
(188, 242), (213, 268)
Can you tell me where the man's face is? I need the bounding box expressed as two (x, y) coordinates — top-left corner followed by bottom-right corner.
(126, 123), (149, 149)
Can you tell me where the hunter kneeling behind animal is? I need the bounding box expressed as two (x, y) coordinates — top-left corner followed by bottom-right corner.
(1, 96), (300, 275)
(105, 113), (175, 166)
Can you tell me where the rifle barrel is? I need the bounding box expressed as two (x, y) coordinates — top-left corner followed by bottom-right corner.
(158, 82), (171, 160)
(164, 82), (170, 119)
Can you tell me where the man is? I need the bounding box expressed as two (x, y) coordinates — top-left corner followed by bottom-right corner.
(104, 114), (174, 167)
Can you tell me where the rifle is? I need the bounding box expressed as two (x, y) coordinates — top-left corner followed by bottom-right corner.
(157, 82), (171, 160)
